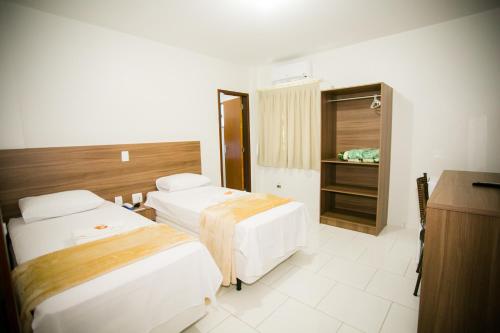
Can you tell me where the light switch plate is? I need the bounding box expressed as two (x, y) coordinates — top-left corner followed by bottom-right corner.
(132, 192), (143, 204)
(114, 196), (123, 205)
(121, 151), (129, 162)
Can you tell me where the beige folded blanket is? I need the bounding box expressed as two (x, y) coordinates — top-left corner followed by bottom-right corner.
(200, 193), (291, 286)
(12, 224), (193, 333)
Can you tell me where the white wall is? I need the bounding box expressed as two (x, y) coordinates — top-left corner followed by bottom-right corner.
(0, 2), (249, 184)
(250, 9), (500, 228)
(1, 3), (498, 230)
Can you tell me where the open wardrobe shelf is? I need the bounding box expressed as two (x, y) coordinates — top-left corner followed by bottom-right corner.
(321, 184), (378, 198)
(320, 83), (393, 235)
(321, 158), (380, 167)
(322, 209), (376, 227)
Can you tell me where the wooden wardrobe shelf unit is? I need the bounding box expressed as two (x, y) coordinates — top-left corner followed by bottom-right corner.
(320, 83), (393, 235)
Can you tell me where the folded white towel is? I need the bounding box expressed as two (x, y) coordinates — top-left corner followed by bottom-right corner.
(206, 190), (250, 207)
(72, 223), (132, 245)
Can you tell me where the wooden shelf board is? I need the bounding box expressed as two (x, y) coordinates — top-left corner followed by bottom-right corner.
(320, 209), (378, 235)
(321, 209), (376, 227)
(322, 83), (383, 95)
(321, 158), (379, 167)
(321, 184), (378, 198)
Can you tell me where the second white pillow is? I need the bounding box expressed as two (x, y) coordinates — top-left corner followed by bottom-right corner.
(156, 173), (211, 192)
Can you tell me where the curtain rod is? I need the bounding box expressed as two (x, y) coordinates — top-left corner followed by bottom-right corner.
(257, 78), (322, 92)
(327, 94), (381, 103)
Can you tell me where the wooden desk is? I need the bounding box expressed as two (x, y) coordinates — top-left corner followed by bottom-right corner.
(418, 170), (500, 333)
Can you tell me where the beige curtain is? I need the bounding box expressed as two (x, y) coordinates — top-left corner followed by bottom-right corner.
(258, 81), (320, 170)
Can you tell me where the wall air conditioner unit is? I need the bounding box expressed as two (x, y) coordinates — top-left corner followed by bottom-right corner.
(271, 61), (312, 85)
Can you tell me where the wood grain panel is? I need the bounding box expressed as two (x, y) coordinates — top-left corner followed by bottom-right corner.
(320, 83), (392, 235)
(223, 97), (245, 190)
(321, 184), (378, 198)
(321, 163), (336, 189)
(418, 207), (500, 333)
(375, 82), (393, 233)
(134, 204), (156, 221)
(321, 185), (377, 234)
(335, 193), (377, 215)
(327, 84), (381, 96)
(217, 89), (251, 192)
(336, 99), (380, 153)
(427, 170), (500, 216)
(335, 164), (379, 188)
(0, 141), (201, 220)
(321, 91), (337, 159)
(320, 215), (377, 234)
(321, 159), (379, 167)
(320, 190), (328, 215)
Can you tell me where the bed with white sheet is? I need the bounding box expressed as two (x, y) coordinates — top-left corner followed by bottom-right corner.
(8, 201), (222, 333)
(145, 185), (309, 284)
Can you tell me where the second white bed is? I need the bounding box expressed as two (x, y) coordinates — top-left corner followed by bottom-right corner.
(146, 186), (309, 284)
(8, 202), (222, 333)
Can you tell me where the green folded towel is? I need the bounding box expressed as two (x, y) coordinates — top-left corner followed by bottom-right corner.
(338, 148), (379, 163)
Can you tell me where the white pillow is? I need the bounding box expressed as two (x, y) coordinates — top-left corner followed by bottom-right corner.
(156, 173), (211, 192)
(19, 190), (105, 223)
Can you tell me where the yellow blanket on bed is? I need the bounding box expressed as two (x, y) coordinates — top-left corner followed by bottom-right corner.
(200, 193), (291, 286)
(12, 223), (193, 333)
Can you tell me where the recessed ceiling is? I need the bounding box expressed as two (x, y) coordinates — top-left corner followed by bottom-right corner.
(9, 0), (499, 65)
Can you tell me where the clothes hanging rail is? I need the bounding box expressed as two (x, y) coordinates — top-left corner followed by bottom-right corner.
(327, 94), (381, 103)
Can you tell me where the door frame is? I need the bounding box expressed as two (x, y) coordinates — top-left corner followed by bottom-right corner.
(217, 89), (251, 191)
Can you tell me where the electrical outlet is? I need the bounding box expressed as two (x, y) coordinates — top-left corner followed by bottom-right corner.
(114, 196), (123, 205)
(132, 192), (143, 204)
(121, 151), (129, 162)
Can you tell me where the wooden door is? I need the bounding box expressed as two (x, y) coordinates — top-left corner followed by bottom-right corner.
(223, 97), (245, 190)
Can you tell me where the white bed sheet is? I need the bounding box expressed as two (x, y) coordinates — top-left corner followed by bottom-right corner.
(145, 186), (309, 283)
(8, 202), (222, 333)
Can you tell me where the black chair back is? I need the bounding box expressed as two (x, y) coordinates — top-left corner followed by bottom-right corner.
(416, 173), (429, 226)
(414, 172), (430, 296)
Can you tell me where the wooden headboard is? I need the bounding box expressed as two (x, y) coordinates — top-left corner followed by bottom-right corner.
(0, 141), (201, 220)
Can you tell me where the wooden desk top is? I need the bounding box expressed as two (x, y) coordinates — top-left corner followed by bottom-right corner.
(428, 170), (500, 217)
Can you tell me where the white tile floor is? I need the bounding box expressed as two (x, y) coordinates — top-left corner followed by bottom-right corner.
(183, 224), (420, 333)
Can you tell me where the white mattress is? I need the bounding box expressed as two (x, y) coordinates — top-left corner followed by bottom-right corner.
(146, 186), (309, 283)
(8, 202), (222, 333)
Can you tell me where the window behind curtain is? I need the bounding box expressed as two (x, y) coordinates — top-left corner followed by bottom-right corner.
(257, 81), (320, 170)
